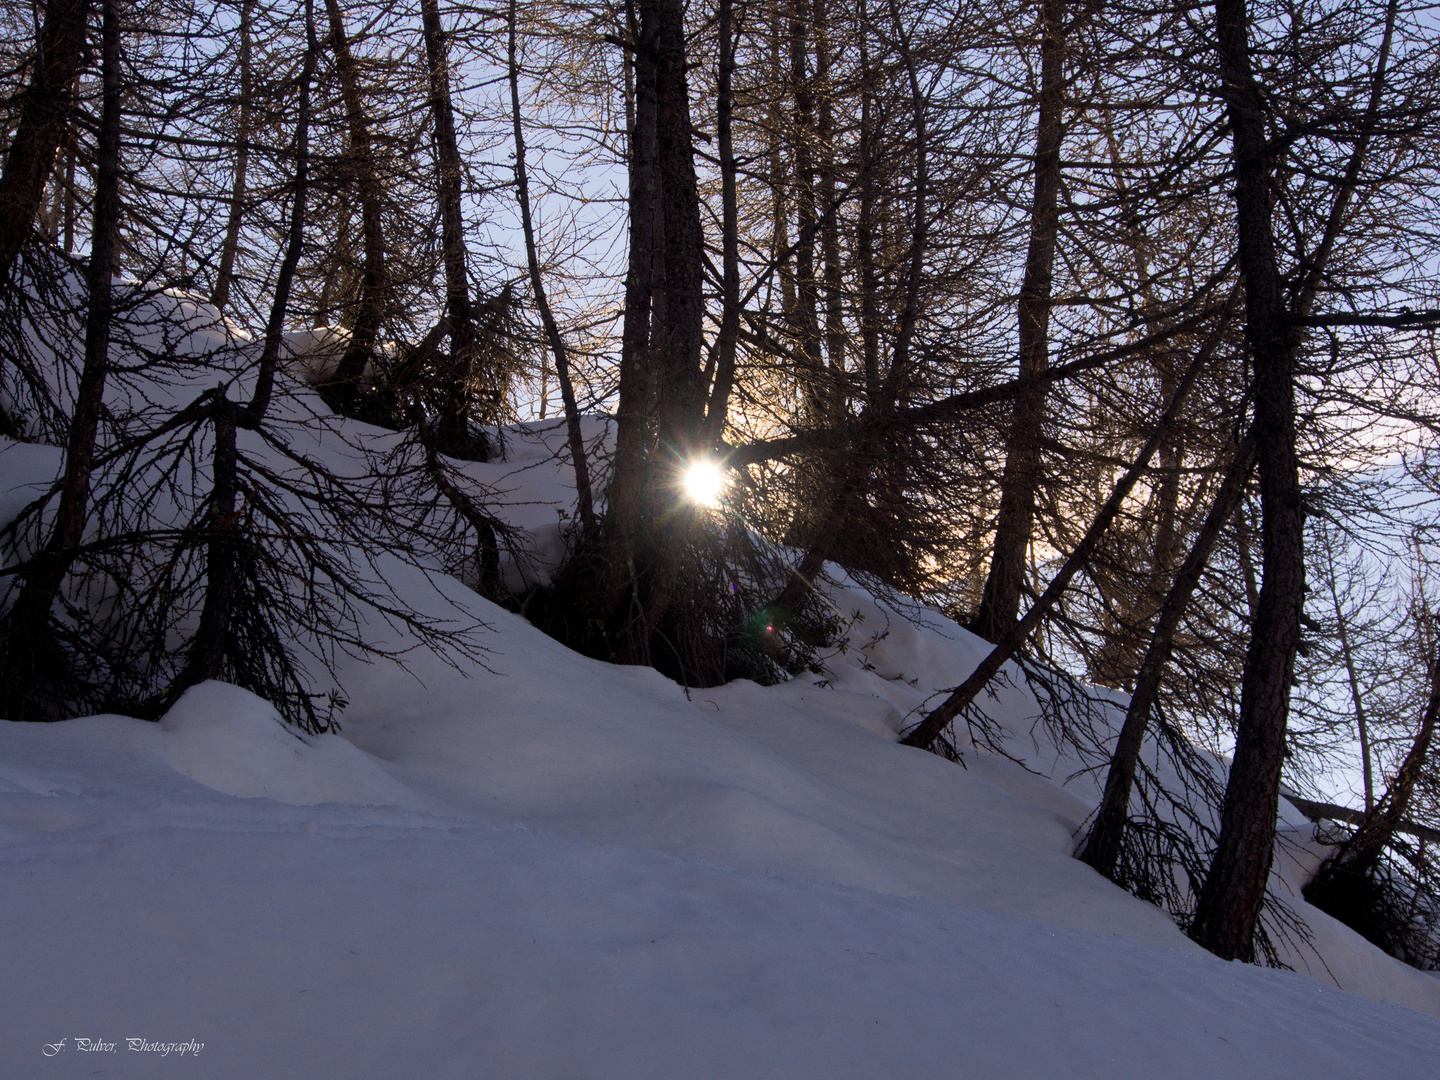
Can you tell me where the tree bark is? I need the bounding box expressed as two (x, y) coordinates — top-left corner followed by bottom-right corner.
(856, 11), (880, 409)
(650, 0), (705, 459)
(210, 0), (254, 313)
(421, 0), (478, 453)
(1303, 628), (1439, 944)
(702, 0), (740, 444)
(171, 0), (318, 704)
(173, 393), (240, 690)
(1331, 644), (1439, 873)
(971, 0), (1067, 643)
(0, 0), (93, 280)
(1188, 0), (1397, 960)
(1323, 535), (1375, 813)
(603, 0), (659, 612)
(0, 0), (121, 719)
(594, 0), (705, 663)
(786, 0), (825, 425)
(814, 0), (845, 425)
(768, 0), (926, 617)
(413, 405), (505, 601)
(243, 11), (317, 429)
(321, 0), (388, 405)
(1189, 0), (1306, 963)
(629, 0), (706, 638)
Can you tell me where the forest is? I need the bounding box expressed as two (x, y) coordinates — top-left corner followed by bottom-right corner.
(2, 0), (1440, 976)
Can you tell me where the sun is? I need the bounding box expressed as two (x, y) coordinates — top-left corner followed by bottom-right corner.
(682, 459), (728, 508)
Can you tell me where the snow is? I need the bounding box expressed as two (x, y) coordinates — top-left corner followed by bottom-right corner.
(4, 672), (1440, 1078)
(3, 286), (1440, 1075)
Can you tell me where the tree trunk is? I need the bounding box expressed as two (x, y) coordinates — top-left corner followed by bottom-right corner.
(1328, 641), (1439, 875)
(814, 0), (845, 425)
(1190, 0), (1397, 963)
(787, 0), (824, 425)
(632, 0), (706, 635)
(211, 0), (254, 313)
(0, 0), (121, 720)
(597, 0), (704, 664)
(603, 0), (659, 615)
(413, 405), (505, 601)
(702, 0), (740, 444)
(650, 0), (705, 458)
(1321, 534), (1376, 813)
(0, 0), (93, 280)
(421, 0), (479, 453)
(856, 12), (880, 409)
(243, 12), (317, 429)
(173, 394), (240, 690)
(768, 0), (926, 617)
(1189, 0), (1306, 963)
(971, 0), (1067, 643)
(1089, 102), (1184, 688)
(170, 0), (319, 706)
(321, 0), (387, 405)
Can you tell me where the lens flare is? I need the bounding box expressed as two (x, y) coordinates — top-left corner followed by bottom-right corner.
(683, 459), (728, 508)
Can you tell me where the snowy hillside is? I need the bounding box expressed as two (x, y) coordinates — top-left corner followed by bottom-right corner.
(3, 293), (1440, 1077)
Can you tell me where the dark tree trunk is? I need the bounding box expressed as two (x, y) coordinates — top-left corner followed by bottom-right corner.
(421, 0), (478, 453)
(971, 0), (1067, 643)
(243, 13), (317, 429)
(413, 405), (505, 602)
(171, 0), (318, 704)
(1090, 105), (1185, 688)
(787, 0), (824, 425)
(0, 0), (93, 280)
(856, 6), (879, 408)
(1182, 0), (1394, 960)
(1303, 628), (1438, 952)
(767, 2), (796, 327)
(632, 0), (706, 635)
(321, 0), (387, 405)
(603, 0), (659, 612)
(702, 0), (740, 444)
(1189, 0), (1307, 963)
(650, 0), (705, 456)
(596, 0), (704, 664)
(173, 395), (240, 690)
(1325, 541), (1375, 813)
(210, 0), (253, 313)
(814, 0), (845, 425)
(0, 0), (121, 719)
(769, 0), (927, 619)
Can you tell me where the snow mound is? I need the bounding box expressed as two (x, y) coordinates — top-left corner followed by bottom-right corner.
(158, 681), (423, 809)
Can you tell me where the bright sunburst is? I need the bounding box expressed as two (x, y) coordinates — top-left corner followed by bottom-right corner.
(682, 459), (728, 508)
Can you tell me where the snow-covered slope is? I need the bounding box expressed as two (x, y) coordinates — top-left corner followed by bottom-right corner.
(4, 645), (1440, 1079)
(3, 290), (1439, 1076)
